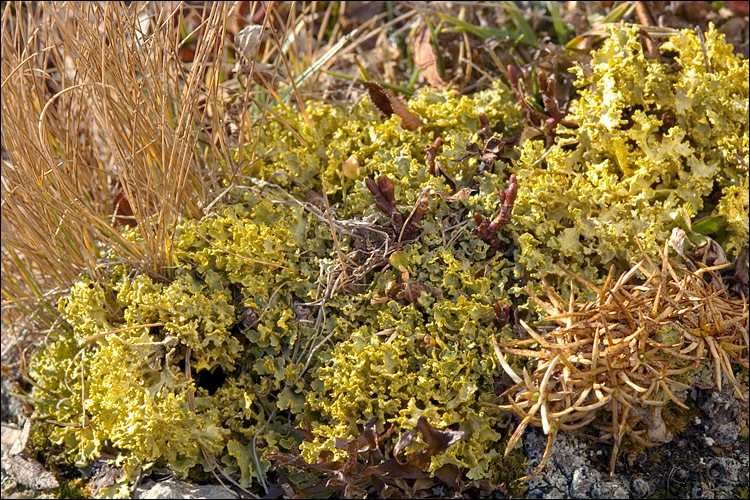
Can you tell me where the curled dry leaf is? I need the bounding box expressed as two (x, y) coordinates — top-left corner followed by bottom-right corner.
(363, 81), (423, 130)
(416, 415), (464, 455)
(388, 97), (424, 131)
(727, 248), (750, 297)
(232, 25), (291, 85)
(667, 227), (690, 261)
(734, 248), (749, 286)
(304, 190), (327, 212)
(412, 24), (451, 91)
(434, 187), (472, 202)
(234, 24), (265, 61)
(690, 235), (728, 266)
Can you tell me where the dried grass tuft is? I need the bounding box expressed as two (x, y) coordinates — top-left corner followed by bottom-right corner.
(492, 240), (749, 479)
(1, 1), (387, 372)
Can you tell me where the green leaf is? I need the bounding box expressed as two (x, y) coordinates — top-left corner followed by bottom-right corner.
(691, 215), (725, 235)
(227, 439), (257, 488)
(389, 250), (410, 270)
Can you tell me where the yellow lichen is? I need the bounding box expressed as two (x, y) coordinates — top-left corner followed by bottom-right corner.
(27, 24), (748, 496)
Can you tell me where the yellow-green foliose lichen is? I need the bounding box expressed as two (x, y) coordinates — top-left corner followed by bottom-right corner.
(27, 24), (748, 496)
(509, 24), (748, 302)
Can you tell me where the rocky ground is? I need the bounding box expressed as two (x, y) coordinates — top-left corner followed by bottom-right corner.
(523, 384), (749, 499)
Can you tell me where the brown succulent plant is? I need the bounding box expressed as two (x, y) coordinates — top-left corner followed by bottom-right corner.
(471, 173), (519, 247)
(455, 113), (518, 178)
(371, 252), (442, 307)
(507, 65), (577, 145)
(365, 174), (431, 243)
(486, 240), (749, 479)
(269, 416), (464, 498)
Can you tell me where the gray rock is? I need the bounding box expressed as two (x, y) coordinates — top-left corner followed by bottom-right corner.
(1, 454), (59, 490)
(525, 488), (546, 499)
(523, 430), (632, 499)
(630, 475), (651, 498)
(697, 385), (745, 449)
(520, 384), (748, 500)
(1, 419), (58, 491)
(569, 468), (594, 498)
(595, 479), (630, 499)
(135, 478), (239, 499)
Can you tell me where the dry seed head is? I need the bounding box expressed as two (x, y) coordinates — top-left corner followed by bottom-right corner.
(341, 154), (360, 180)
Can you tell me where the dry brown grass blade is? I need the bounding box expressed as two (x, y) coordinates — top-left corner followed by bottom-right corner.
(2, 2), (216, 288)
(0, 1), (303, 374)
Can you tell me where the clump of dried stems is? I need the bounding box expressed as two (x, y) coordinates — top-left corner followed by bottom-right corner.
(491, 240), (749, 479)
(1, 3), (238, 349)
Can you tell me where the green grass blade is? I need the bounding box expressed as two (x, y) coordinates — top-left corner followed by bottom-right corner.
(279, 29), (358, 102)
(502, 2), (539, 48)
(545, 1), (571, 45)
(599, 3), (632, 24)
(438, 13), (516, 41)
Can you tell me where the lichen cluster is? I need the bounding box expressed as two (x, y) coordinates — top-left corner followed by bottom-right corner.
(28, 24), (748, 496)
(511, 24), (748, 302)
